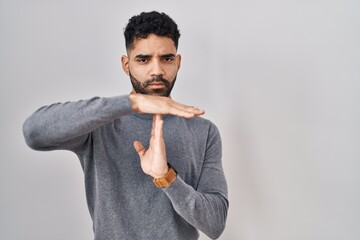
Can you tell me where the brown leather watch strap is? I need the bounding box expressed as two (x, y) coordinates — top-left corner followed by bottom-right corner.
(152, 166), (177, 188)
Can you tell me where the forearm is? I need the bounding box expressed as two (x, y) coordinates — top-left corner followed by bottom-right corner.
(162, 122), (228, 239)
(163, 177), (228, 239)
(23, 95), (132, 151)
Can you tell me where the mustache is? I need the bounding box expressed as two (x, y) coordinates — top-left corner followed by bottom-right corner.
(143, 76), (170, 87)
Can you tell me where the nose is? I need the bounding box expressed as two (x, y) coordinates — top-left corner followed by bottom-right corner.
(150, 59), (165, 76)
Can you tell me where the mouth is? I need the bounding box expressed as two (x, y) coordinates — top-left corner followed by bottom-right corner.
(148, 82), (165, 88)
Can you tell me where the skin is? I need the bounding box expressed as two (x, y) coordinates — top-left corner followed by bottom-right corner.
(121, 34), (205, 178)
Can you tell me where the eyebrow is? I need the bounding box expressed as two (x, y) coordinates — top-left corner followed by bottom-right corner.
(134, 53), (176, 59)
(160, 53), (176, 58)
(135, 54), (150, 59)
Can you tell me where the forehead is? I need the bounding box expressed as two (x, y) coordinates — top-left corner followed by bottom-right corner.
(128, 34), (177, 57)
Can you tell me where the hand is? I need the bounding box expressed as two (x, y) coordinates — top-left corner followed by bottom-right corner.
(129, 93), (205, 118)
(133, 114), (168, 178)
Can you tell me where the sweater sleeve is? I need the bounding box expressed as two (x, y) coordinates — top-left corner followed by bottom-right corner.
(22, 95), (132, 151)
(163, 122), (229, 240)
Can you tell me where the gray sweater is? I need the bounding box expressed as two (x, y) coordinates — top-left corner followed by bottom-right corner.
(23, 95), (228, 240)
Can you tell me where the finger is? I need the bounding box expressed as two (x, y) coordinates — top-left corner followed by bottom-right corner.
(169, 106), (205, 118)
(153, 115), (166, 161)
(190, 106), (205, 115)
(133, 141), (146, 157)
(154, 114), (163, 139)
(169, 100), (205, 114)
(151, 114), (156, 136)
(154, 114), (162, 123)
(133, 94), (205, 117)
(167, 101), (205, 118)
(149, 115), (157, 147)
(183, 106), (205, 116)
(168, 108), (194, 118)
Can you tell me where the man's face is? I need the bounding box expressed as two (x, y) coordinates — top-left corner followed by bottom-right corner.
(121, 34), (181, 97)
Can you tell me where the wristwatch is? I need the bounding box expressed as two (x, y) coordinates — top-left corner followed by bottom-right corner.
(152, 165), (177, 188)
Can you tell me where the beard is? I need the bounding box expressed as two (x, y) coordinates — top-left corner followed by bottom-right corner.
(129, 71), (177, 97)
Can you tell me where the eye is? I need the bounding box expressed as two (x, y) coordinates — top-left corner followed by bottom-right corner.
(162, 56), (175, 62)
(136, 58), (149, 63)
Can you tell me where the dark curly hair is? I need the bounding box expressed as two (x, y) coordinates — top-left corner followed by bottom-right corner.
(124, 11), (181, 50)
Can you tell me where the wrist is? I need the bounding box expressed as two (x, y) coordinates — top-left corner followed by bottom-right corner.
(129, 93), (139, 112)
(152, 165), (170, 179)
(152, 164), (177, 188)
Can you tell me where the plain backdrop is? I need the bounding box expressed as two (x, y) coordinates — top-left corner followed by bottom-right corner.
(1, 0), (360, 239)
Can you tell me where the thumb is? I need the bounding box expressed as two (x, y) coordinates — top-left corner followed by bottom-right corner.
(133, 141), (146, 157)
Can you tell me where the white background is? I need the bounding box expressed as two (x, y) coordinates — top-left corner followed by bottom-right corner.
(1, 0), (360, 239)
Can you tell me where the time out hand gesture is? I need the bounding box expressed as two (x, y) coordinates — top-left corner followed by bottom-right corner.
(129, 93), (205, 118)
(133, 114), (169, 178)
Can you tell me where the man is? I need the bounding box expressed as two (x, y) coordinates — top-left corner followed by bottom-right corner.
(23, 11), (228, 240)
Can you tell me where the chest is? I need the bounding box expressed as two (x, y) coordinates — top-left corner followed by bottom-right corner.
(91, 117), (208, 189)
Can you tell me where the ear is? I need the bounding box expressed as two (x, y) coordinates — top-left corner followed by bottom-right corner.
(176, 54), (182, 71)
(121, 55), (129, 75)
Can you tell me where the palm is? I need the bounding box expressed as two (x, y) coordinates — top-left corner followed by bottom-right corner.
(133, 114), (168, 178)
